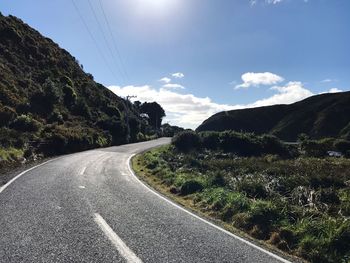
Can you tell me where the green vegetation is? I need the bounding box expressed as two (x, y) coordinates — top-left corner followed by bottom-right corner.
(196, 92), (350, 141)
(0, 13), (175, 173)
(134, 131), (350, 263)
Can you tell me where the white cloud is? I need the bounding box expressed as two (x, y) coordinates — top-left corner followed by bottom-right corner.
(172, 72), (184, 78)
(251, 0), (309, 6)
(108, 85), (232, 129)
(248, 81), (313, 107)
(320, 78), (338, 83)
(327, 88), (342, 93)
(266, 0), (283, 4)
(163, 83), (185, 90)
(235, 72), (284, 89)
(108, 80), (343, 129)
(159, 77), (171, 83)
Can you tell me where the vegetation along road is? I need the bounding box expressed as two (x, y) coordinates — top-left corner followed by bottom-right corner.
(0, 138), (291, 263)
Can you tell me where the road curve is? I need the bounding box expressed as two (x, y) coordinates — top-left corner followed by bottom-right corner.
(0, 138), (290, 263)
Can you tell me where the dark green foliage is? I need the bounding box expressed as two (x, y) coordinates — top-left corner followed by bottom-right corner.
(303, 138), (334, 157)
(62, 84), (77, 107)
(72, 99), (91, 119)
(179, 179), (204, 195)
(0, 13), (159, 162)
(10, 114), (41, 132)
(300, 137), (350, 157)
(197, 92), (350, 141)
(0, 105), (16, 127)
(236, 177), (267, 198)
(139, 102), (165, 129)
(333, 139), (350, 153)
(161, 123), (184, 137)
(219, 131), (261, 155)
(200, 131), (220, 150)
(96, 116), (128, 145)
(186, 131), (291, 157)
(172, 131), (201, 152)
(139, 145), (350, 263)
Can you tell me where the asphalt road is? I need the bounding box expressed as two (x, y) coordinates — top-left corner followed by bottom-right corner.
(0, 138), (290, 263)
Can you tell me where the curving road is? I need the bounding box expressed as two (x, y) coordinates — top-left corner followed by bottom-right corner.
(0, 138), (290, 263)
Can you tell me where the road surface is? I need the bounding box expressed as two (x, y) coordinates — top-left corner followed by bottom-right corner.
(0, 138), (290, 263)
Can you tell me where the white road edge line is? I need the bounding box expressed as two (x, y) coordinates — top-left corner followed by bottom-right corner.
(94, 213), (143, 263)
(0, 159), (57, 195)
(127, 154), (291, 263)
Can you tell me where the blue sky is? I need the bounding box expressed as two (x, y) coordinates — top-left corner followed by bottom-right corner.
(1, 0), (349, 128)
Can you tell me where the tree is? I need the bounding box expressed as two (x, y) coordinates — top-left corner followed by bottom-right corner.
(139, 102), (165, 129)
(134, 100), (141, 110)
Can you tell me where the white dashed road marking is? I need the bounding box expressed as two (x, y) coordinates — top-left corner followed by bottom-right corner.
(94, 213), (143, 263)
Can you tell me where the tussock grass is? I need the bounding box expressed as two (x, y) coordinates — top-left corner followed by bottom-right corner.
(135, 145), (350, 263)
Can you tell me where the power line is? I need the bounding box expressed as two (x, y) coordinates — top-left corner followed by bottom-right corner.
(86, 0), (126, 83)
(97, 0), (130, 82)
(70, 0), (118, 83)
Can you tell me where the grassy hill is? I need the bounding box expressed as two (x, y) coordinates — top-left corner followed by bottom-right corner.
(0, 13), (152, 168)
(196, 92), (350, 141)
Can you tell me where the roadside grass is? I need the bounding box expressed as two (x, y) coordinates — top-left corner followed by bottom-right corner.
(0, 147), (23, 164)
(133, 145), (350, 263)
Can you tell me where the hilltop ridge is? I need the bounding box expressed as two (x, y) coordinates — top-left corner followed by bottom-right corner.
(196, 92), (350, 141)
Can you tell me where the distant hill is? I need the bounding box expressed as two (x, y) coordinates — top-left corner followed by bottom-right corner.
(0, 13), (151, 160)
(196, 92), (350, 141)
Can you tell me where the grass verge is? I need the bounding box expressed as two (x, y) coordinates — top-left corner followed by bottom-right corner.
(132, 145), (306, 263)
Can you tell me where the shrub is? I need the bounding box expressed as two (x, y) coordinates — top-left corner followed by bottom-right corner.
(96, 116), (127, 145)
(248, 200), (281, 231)
(63, 84), (77, 107)
(301, 138), (334, 157)
(333, 139), (350, 153)
(0, 105), (16, 127)
(206, 172), (226, 187)
(172, 131), (201, 152)
(179, 179), (204, 195)
(261, 134), (290, 157)
(236, 177), (267, 198)
(48, 110), (64, 124)
(219, 131), (262, 156)
(72, 99), (91, 119)
(42, 78), (61, 105)
(10, 115), (41, 132)
(200, 131), (220, 150)
(136, 132), (146, 142)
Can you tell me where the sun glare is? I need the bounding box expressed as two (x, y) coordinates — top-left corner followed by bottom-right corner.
(132, 0), (179, 17)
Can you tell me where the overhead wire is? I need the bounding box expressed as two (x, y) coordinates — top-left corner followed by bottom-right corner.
(86, 0), (127, 84)
(70, 0), (119, 83)
(97, 0), (130, 82)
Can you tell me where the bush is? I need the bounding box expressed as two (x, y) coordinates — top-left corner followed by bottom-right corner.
(172, 131), (201, 152)
(63, 84), (77, 107)
(10, 115), (42, 132)
(301, 138), (334, 157)
(0, 105), (16, 127)
(261, 134), (290, 157)
(96, 116), (127, 145)
(200, 131), (220, 150)
(236, 177), (267, 198)
(72, 99), (91, 119)
(219, 131), (263, 156)
(248, 200), (281, 231)
(180, 179), (204, 195)
(48, 110), (64, 124)
(333, 139), (350, 153)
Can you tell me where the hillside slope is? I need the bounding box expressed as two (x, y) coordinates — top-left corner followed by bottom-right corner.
(0, 13), (149, 164)
(196, 92), (350, 141)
